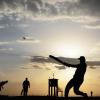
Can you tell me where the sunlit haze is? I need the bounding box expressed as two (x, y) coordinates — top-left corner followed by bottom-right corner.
(0, 0), (100, 97)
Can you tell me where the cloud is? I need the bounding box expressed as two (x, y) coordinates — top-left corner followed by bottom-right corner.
(20, 65), (42, 70)
(29, 56), (100, 70)
(0, 14), (4, 20)
(87, 61), (100, 67)
(16, 36), (40, 44)
(0, 48), (13, 52)
(55, 65), (65, 70)
(21, 55), (32, 59)
(32, 65), (42, 69)
(89, 66), (96, 69)
(20, 62), (52, 70)
(84, 25), (100, 29)
(0, 0), (100, 21)
(18, 55), (100, 70)
(30, 56), (80, 64)
(16, 40), (40, 44)
(30, 56), (53, 63)
(0, 0), (100, 30)
(0, 36), (40, 46)
(0, 25), (6, 29)
(71, 16), (99, 24)
(0, 42), (10, 45)
(9, 24), (29, 28)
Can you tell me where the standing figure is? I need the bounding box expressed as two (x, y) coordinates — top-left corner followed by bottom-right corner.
(22, 78), (30, 96)
(91, 91), (93, 97)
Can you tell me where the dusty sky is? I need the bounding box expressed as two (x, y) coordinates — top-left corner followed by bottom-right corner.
(0, 0), (100, 96)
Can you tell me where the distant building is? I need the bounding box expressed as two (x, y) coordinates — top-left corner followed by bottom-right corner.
(48, 73), (63, 97)
(48, 78), (58, 96)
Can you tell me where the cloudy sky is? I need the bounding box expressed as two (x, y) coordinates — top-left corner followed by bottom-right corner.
(0, 0), (100, 96)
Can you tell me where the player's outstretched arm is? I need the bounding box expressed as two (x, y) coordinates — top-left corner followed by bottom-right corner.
(49, 55), (70, 67)
(49, 55), (77, 68)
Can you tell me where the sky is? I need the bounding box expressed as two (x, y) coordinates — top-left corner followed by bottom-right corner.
(0, 0), (100, 96)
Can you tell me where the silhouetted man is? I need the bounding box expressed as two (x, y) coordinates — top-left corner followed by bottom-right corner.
(49, 55), (88, 98)
(64, 56), (88, 98)
(22, 78), (30, 96)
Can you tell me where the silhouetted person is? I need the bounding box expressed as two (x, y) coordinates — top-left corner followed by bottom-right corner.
(91, 91), (93, 97)
(49, 55), (88, 98)
(22, 78), (30, 96)
(64, 56), (88, 98)
(0, 80), (8, 91)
